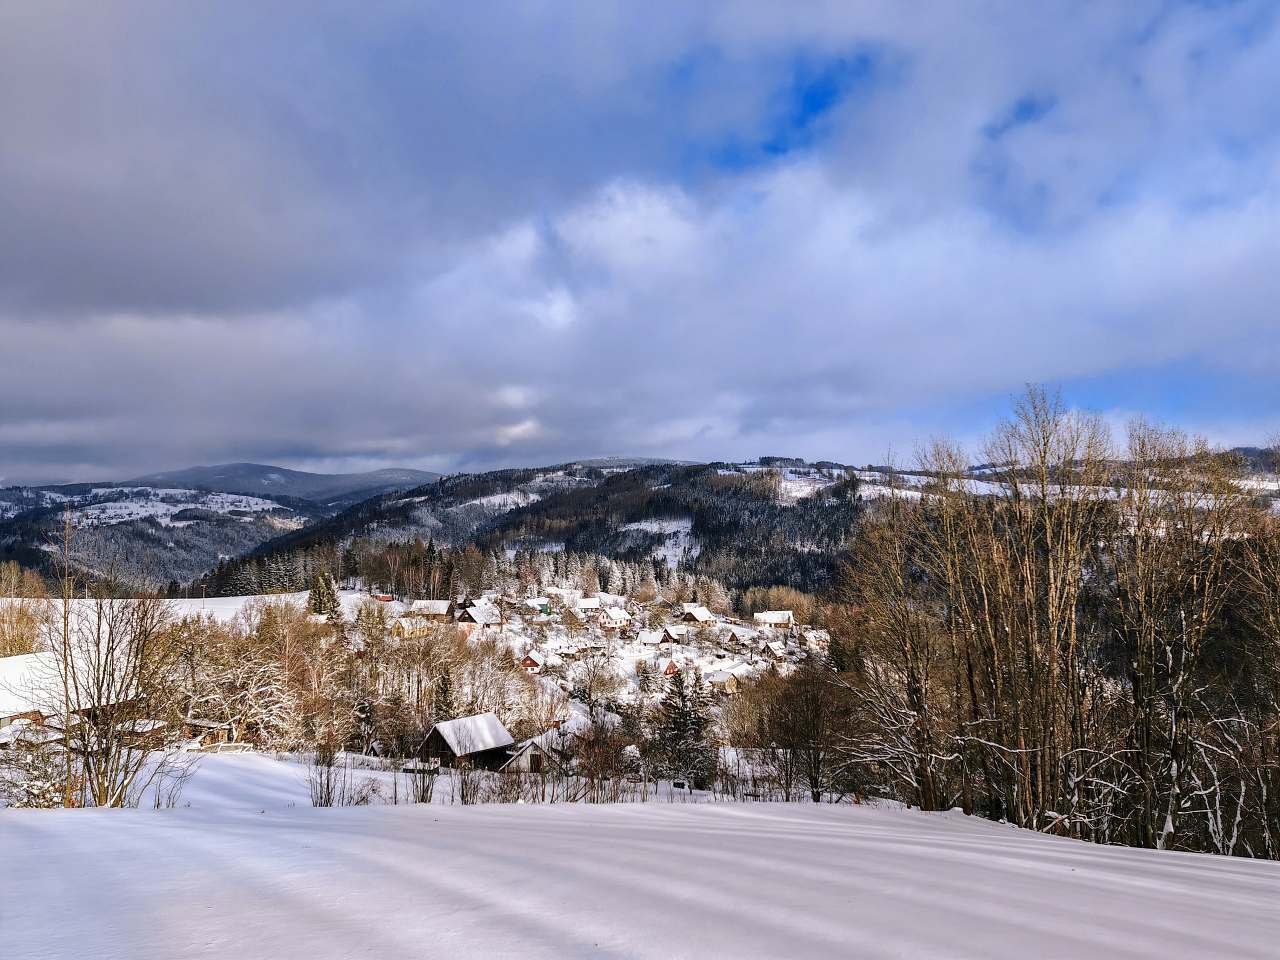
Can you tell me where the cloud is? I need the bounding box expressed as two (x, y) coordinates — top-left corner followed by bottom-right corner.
(1, 2), (1278, 482)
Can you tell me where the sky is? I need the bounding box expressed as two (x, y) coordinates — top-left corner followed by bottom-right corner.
(1, 1), (1278, 484)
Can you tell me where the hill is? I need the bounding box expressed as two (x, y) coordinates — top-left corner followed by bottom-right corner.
(199, 460), (868, 595)
(126, 462), (441, 506)
(5, 767), (1276, 959)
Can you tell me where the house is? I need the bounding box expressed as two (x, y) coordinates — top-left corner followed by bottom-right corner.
(679, 604), (715, 625)
(655, 657), (682, 677)
(761, 639), (789, 660)
(662, 624), (689, 644)
(423, 712), (516, 769)
(753, 610), (796, 629)
(637, 629), (664, 647)
(574, 596), (602, 613)
(727, 625), (758, 645)
(524, 597), (552, 615)
(457, 602), (502, 627)
(706, 670), (739, 695)
(498, 735), (563, 775)
(391, 616), (431, 641)
(370, 593), (395, 602)
(599, 607), (632, 631)
(520, 650), (546, 674)
(407, 599), (454, 621)
(802, 630), (831, 655)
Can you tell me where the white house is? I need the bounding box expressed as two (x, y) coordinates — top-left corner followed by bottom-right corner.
(753, 610), (796, 629)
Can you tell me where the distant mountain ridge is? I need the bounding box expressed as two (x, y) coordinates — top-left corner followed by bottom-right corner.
(126, 462), (441, 506)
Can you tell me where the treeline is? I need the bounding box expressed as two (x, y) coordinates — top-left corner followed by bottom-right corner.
(821, 389), (1280, 857)
(190, 537), (749, 614)
(203, 460), (866, 599)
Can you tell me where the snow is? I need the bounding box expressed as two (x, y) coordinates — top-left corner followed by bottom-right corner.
(619, 517), (698, 568)
(3, 793), (1278, 959)
(430, 712), (515, 755)
(455, 490), (541, 511)
(0, 652), (54, 718)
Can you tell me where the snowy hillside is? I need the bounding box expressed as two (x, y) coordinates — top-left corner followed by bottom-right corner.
(3, 787), (1276, 959)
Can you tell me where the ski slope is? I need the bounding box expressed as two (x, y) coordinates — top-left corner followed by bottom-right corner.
(3, 787), (1277, 959)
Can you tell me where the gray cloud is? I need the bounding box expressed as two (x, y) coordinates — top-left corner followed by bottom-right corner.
(2, 2), (1278, 483)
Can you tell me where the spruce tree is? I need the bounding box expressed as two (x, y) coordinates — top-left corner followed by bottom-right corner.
(655, 669), (716, 789)
(308, 570), (340, 618)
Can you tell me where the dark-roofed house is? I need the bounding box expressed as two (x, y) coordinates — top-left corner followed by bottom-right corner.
(423, 712), (516, 770)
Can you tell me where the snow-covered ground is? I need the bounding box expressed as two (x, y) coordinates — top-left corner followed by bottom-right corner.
(3, 768), (1277, 960)
(619, 517), (699, 567)
(0, 485), (292, 527)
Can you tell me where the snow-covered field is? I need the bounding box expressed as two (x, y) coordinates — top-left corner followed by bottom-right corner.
(3, 754), (1278, 960)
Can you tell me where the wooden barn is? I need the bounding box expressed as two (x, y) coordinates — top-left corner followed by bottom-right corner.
(423, 712), (515, 770)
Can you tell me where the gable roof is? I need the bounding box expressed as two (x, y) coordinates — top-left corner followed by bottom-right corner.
(408, 599), (452, 615)
(682, 605), (715, 623)
(430, 712), (515, 756)
(460, 602), (501, 625)
(575, 596), (602, 610)
(754, 610), (795, 626)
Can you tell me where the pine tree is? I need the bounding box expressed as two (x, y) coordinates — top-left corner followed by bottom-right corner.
(655, 669), (716, 789)
(434, 668), (456, 722)
(308, 570), (341, 618)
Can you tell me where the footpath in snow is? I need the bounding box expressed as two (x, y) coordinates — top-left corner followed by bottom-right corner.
(3, 787), (1278, 959)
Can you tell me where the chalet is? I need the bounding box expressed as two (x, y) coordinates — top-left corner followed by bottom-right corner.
(520, 650), (546, 674)
(524, 597), (552, 615)
(574, 596), (602, 613)
(457, 602), (502, 627)
(423, 712), (516, 770)
(761, 639), (789, 660)
(679, 604), (715, 625)
(662, 624), (689, 644)
(637, 629), (663, 647)
(655, 657), (682, 677)
(599, 607), (632, 631)
(371, 593), (395, 603)
(753, 610), (796, 629)
(407, 599), (454, 621)
(728, 625), (758, 645)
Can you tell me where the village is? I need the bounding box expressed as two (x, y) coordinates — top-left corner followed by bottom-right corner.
(0, 580), (833, 799)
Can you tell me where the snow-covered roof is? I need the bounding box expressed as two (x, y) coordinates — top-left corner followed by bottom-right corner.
(0, 652), (57, 718)
(524, 597), (550, 609)
(575, 596), (602, 610)
(461, 603), (501, 626)
(682, 605), (715, 623)
(430, 712), (515, 756)
(601, 607), (632, 625)
(637, 629), (663, 645)
(522, 650), (546, 666)
(754, 610), (795, 626)
(408, 599), (452, 615)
